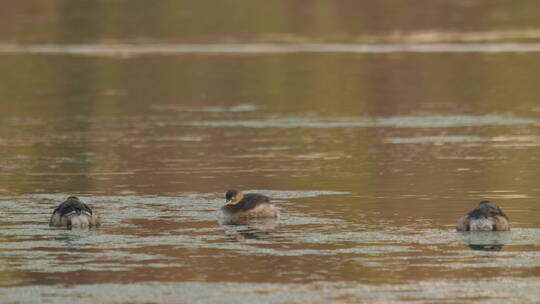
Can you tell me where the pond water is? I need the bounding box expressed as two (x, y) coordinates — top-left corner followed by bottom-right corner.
(1, 1), (540, 303)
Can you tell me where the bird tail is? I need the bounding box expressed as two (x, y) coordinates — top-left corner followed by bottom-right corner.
(67, 210), (100, 228)
(49, 210), (100, 228)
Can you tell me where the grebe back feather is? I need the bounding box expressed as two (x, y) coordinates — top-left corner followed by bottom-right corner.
(49, 196), (100, 228)
(456, 200), (510, 231)
(222, 189), (278, 219)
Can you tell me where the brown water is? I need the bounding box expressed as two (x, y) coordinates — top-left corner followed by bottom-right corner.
(1, 1), (540, 303)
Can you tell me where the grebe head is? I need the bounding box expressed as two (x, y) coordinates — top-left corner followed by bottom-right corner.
(67, 196), (80, 201)
(225, 189), (243, 205)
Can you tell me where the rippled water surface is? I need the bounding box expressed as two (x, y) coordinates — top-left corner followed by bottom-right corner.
(1, 1), (540, 303)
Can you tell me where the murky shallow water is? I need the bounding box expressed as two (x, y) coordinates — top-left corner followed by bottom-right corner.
(2, 1), (540, 303)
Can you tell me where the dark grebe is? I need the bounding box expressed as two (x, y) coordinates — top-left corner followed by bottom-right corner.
(221, 189), (279, 220)
(456, 200), (510, 231)
(49, 196), (100, 228)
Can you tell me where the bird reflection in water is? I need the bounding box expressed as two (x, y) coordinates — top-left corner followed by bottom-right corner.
(219, 217), (279, 242)
(52, 230), (98, 252)
(467, 244), (504, 251)
(457, 231), (511, 252)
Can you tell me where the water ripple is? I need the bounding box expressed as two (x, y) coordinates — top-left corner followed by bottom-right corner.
(2, 43), (540, 56)
(186, 115), (536, 129)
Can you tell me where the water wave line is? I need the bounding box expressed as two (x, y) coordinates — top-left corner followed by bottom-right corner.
(1, 43), (540, 56)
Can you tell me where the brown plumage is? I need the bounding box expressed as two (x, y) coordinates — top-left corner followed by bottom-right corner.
(456, 200), (510, 231)
(221, 189), (279, 221)
(49, 196), (100, 228)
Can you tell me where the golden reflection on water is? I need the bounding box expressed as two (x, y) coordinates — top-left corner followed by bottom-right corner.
(1, 1), (540, 303)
